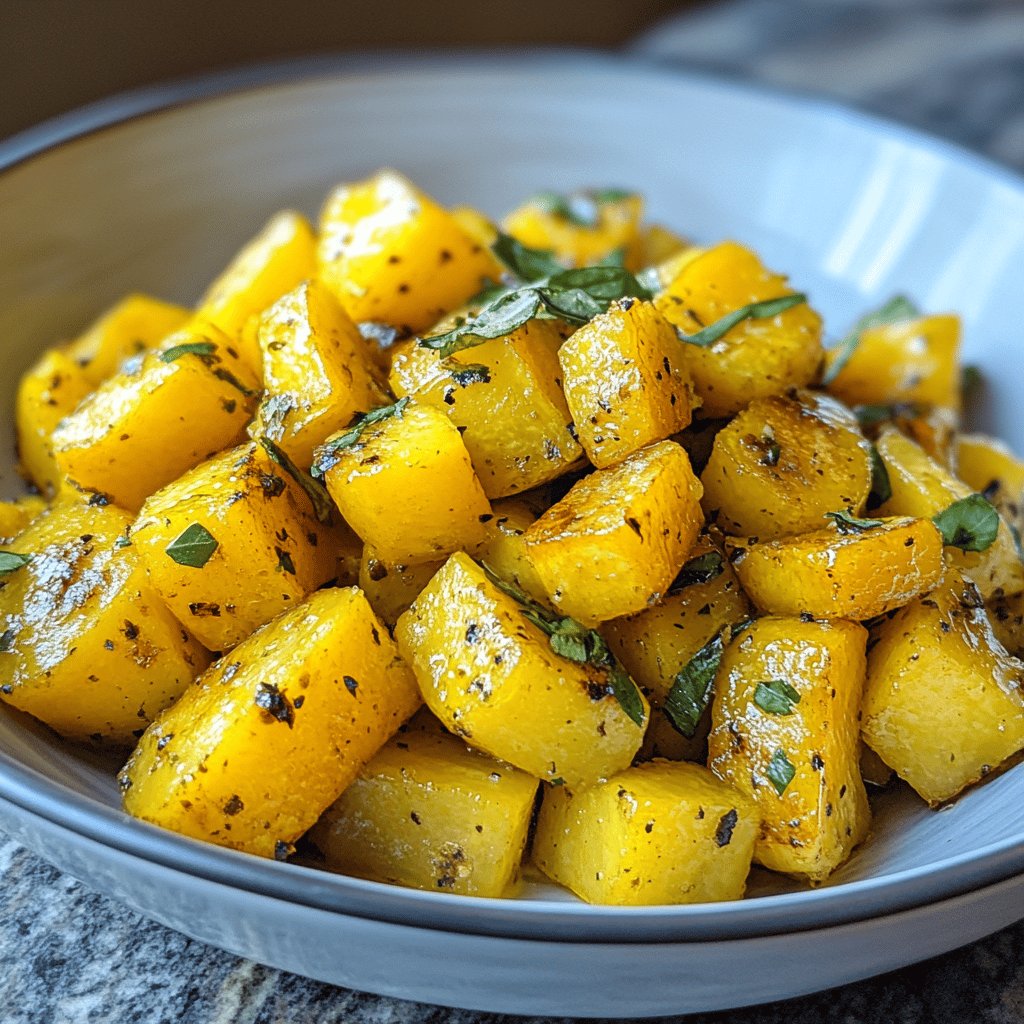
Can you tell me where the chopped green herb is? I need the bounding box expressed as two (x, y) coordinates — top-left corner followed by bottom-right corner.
(531, 188), (635, 229)
(664, 631), (725, 738)
(762, 441), (781, 467)
(165, 523), (218, 568)
(753, 679), (801, 716)
(854, 402), (926, 428)
(490, 232), (563, 282)
(0, 551), (32, 575)
(419, 289), (545, 358)
(311, 397), (411, 477)
(595, 246), (627, 268)
(867, 445), (892, 508)
(449, 363), (492, 387)
(824, 510), (885, 534)
(275, 547), (296, 575)
(160, 341), (217, 363)
(932, 494), (1000, 552)
(258, 436), (334, 524)
(823, 295), (919, 385)
(767, 748), (796, 796)
(669, 550), (724, 592)
(483, 565), (644, 727)
(0, 628), (16, 653)
(675, 294), (807, 348)
(961, 364), (983, 397)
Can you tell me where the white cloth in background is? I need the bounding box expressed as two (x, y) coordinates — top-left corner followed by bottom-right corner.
(632, 0), (1024, 170)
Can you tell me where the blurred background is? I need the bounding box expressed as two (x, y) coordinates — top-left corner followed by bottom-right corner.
(4, 0), (1024, 170)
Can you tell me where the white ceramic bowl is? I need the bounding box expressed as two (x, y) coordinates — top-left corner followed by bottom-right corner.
(1, 52), (1023, 1018)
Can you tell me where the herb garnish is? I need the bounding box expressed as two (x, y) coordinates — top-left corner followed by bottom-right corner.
(854, 402), (926, 428)
(531, 188), (635, 228)
(449, 364), (492, 387)
(311, 397), (411, 477)
(961, 364), (983, 398)
(484, 565), (645, 727)
(822, 295), (919, 385)
(674, 294), (807, 348)
(258, 436), (334, 525)
(824, 510), (885, 534)
(0, 551), (31, 575)
(160, 341), (217, 363)
(753, 679), (801, 716)
(664, 631), (725, 738)
(767, 748), (796, 796)
(932, 494), (1000, 552)
(668, 550), (724, 592)
(867, 445), (892, 508)
(165, 523), (218, 568)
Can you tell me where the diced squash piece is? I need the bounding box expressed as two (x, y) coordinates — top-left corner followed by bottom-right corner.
(654, 241), (823, 417)
(119, 586), (421, 856)
(0, 497), (209, 743)
(502, 189), (644, 268)
(730, 516), (946, 620)
(525, 441), (703, 625)
(533, 761), (757, 905)
(131, 442), (336, 651)
(860, 743), (895, 789)
(16, 348), (94, 497)
(51, 325), (258, 511)
(317, 170), (500, 334)
(958, 433), (1024, 532)
(65, 294), (190, 385)
(476, 497), (550, 606)
(988, 590), (1024, 658)
(450, 206), (498, 249)
(389, 318), (582, 497)
(0, 496), (46, 542)
(196, 210), (316, 372)
(701, 390), (872, 539)
(604, 534), (751, 762)
(309, 713), (537, 896)
(825, 314), (961, 413)
(559, 298), (695, 468)
(647, 245), (705, 292)
(633, 224), (690, 271)
(359, 546), (444, 627)
(876, 427), (1024, 598)
(317, 402), (491, 565)
(861, 570), (1024, 805)
(395, 553), (648, 787)
(249, 280), (386, 467)
(708, 617), (870, 881)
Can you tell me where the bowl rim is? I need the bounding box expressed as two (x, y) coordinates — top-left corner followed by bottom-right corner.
(1, 48), (1023, 944)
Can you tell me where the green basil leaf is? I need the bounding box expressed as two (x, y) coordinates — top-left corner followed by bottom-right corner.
(665, 632), (725, 738)
(531, 188), (636, 229)
(590, 187), (635, 204)
(419, 289), (543, 358)
(822, 295), (919, 385)
(467, 278), (513, 307)
(0, 551), (32, 575)
(854, 402), (927, 428)
(547, 265), (652, 303)
(490, 232), (563, 281)
(767, 748), (796, 796)
(258, 436), (335, 525)
(165, 523), (218, 568)
(824, 509), (885, 534)
(668, 551), (724, 593)
(676, 293), (807, 348)
(961, 364), (983, 398)
(311, 397), (411, 477)
(753, 679), (801, 716)
(867, 445), (892, 509)
(635, 265), (663, 295)
(160, 341), (217, 363)
(595, 246), (627, 268)
(932, 494), (1000, 552)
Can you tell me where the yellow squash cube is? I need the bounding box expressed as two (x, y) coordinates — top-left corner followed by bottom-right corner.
(701, 390), (872, 539)
(876, 427), (1024, 599)
(65, 293), (190, 386)
(390, 317), (582, 497)
(633, 224), (690, 270)
(988, 590), (1024, 658)
(654, 241), (823, 417)
(825, 314), (961, 413)
(502, 189), (644, 268)
(708, 617), (870, 881)
(0, 497), (209, 744)
(308, 713), (538, 897)
(51, 325), (258, 511)
(476, 496), (550, 607)
(604, 534), (751, 762)
(957, 433), (1024, 533)
(359, 546), (444, 627)
(249, 280), (386, 468)
(0, 496), (47, 542)
(131, 442), (337, 651)
(395, 553), (648, 787)
(317, 170), (500, 334)
(730, 516), (946, 620)
(862, 570), (1024, 805)
(196, 209), (316, 372)
(559, 299), (695, 468)
(120, 586), (421, 857)
(317, 401), (492, 565)
(533, 761), (758, 905)
(16, 348), (94, 497)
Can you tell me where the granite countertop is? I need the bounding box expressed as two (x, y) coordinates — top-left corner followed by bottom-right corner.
(4, 3), (1024, 1021)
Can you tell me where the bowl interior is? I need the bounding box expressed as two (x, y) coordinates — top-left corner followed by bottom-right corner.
(1, 54), (1023, 921)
